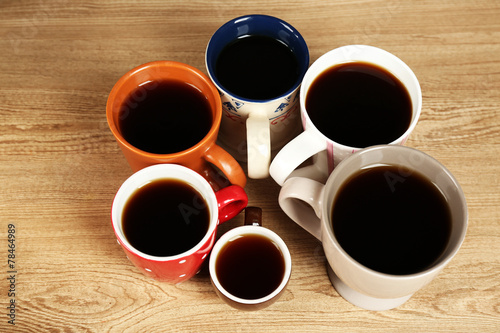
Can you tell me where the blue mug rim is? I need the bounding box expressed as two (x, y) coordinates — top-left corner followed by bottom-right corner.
(206, 14), (310, 103)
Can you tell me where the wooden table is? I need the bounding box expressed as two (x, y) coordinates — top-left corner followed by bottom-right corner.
(1, 1), (499, 332)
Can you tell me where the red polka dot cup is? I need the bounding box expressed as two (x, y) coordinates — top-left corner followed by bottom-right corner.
(111, 164), (248, 284)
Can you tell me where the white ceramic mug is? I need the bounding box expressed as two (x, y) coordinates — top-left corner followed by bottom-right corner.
(209, 207), (292, 310)
(278, 145), (468, 310)
(206, 15), (309, 179)
(270, 45), (422, 186)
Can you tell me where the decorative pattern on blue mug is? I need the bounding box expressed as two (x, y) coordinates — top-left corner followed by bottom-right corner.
(222, 101), (237, 113)
(275, 102), (289, 113)
(221, 102), (242, 122)
(232, 99), (244, 109)
(270, 102), (299, 125)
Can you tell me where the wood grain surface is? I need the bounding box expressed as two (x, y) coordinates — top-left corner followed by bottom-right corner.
(0, 0), (499, 332)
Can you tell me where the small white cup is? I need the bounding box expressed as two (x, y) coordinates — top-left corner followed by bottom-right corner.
(209, 207), (292, 310)
(278, 145), (467, 310)
(270, 45), (422, 186)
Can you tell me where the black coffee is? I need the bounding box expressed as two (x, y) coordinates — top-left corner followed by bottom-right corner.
(215, 234), (285, 299)
(306, 62), (412, 148)
(118, 80), (212, 154)
(215, 35), (300, 100)
(331, 165), (452, 275)
(122, 179), (210, 257)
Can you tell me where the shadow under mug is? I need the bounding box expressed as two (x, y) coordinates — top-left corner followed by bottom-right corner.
(278, 145), (467, 310)
(106, 60), (246, 189)
(209, 207), (292, 310)
(270, 45), (422, 186)
(206, 14), (309, 179)
(111, 164), (248, 284)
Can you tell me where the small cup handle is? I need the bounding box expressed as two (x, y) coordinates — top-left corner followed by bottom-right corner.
(246, 111), (271, 179)
(215, 185), (248, 223)
(278, 177), (324, 240)
(244, 206), (262, 226)
(270, 130), (327, 186)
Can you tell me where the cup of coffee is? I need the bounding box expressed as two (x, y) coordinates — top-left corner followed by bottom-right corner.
(209, 207), (292, 310)
(111, 164), (248, 284)
(270, 45), (422, 185)
(206, 15), (309, 179)
(107, 60), (246, 189)
(278, 145), (467, 310)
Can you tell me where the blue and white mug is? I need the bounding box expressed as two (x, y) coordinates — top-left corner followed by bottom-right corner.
(206, 15), (309, 179)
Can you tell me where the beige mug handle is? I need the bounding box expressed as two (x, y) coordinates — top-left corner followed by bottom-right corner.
(278, 177), (324, 240)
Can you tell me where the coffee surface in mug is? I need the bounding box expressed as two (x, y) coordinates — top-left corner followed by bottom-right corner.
(306, 62), (412, 148)
(331, 165), (452, 275)
(118, 79), (212, 154)
(215, 35), (300, 100)
(122, 179), (210, 257)
(215, 233), (285, 299)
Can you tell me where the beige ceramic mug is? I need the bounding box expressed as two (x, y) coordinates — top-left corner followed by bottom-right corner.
(278, 145), (467, 310)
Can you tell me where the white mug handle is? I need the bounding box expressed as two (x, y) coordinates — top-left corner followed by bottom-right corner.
(288, 151), (329, 184)
(246, 111), (271, 179)
(278, 177), (325, 240)
(270, 130), (327, 186)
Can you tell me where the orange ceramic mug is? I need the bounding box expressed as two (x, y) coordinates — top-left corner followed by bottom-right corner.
(106, 61), (246, 189)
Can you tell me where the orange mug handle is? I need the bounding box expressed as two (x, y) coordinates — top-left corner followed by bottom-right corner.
(203, 143), (247, 189)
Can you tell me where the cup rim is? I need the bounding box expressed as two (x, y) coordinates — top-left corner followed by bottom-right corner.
(322, 145), (468, 280)
(111, 164), (219, 261)
(106, 60), (222, 158)
(299, 45), (422, 151)
(209, 225), (292, 304)
(205, 14), (310, 104)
